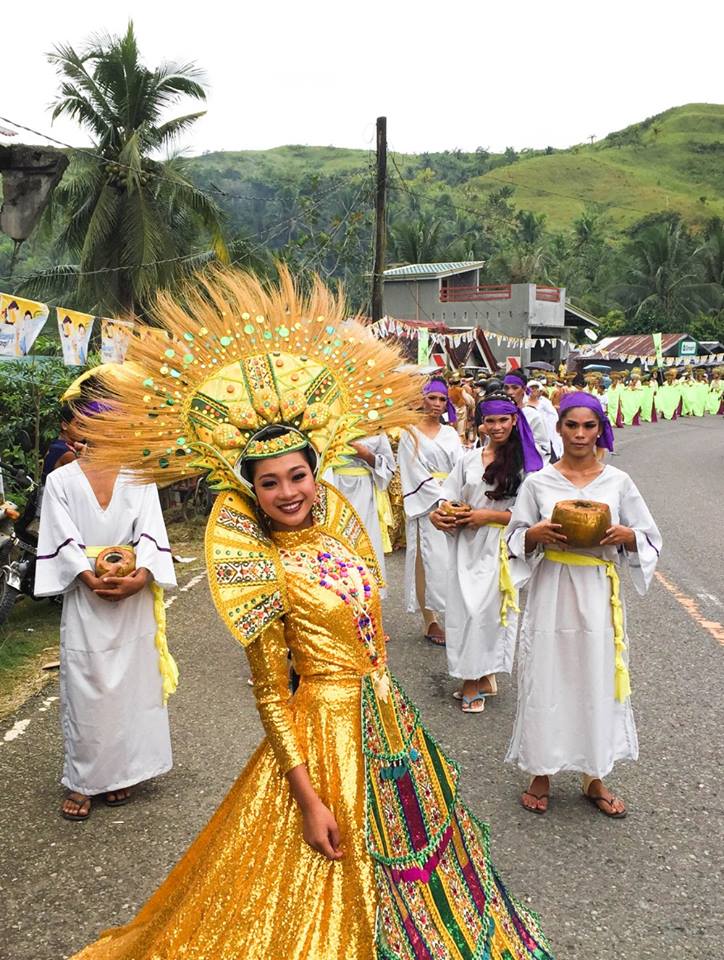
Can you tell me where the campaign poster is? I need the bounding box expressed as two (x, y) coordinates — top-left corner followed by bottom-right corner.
(57, 307), (95, 366)
(0, 293), (49, 357)
(101, 317), (134, 363)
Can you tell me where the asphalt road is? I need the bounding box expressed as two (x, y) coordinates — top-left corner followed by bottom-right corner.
(1, 416), (722, 960)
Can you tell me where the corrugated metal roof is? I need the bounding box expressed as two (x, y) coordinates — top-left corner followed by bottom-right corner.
(597, 333), (691, 355)
(383, 261), (485, 279)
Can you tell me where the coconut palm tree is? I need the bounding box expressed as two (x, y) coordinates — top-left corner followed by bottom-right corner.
(389, 213), (445, 264)
(611, 219), (720, 328)
(32, 22), (228, 314)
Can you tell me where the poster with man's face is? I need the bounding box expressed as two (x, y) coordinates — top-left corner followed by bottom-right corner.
(57, 307), (96, 366)
(0, 293), (49, 356)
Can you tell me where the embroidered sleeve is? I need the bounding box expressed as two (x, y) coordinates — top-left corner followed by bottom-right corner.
(245, 618), (305, 774)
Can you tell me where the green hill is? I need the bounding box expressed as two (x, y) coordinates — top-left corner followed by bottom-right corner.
(187, 103), (724, 234)
(465, 103), (724, 230)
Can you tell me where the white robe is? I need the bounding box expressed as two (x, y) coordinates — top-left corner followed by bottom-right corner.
(323, 433), (396, 594)
(531, 396), (562, 459)
(439, 450), (522, 679)
(35, 461), (176, 795)
(504, 463), (661, 778)
(398, 425), (462, 614)
(521, 404), (551, 463)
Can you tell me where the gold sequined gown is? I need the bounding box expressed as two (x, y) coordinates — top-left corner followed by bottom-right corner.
(72, 523), (553, 960)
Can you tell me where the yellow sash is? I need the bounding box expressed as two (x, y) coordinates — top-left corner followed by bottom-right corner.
(431, 471), (448, 481)
(489, 522), (519, 627)
(85, 545), (179, 705)
(333, 466), (395, 554)
(544, 549), (630, 703)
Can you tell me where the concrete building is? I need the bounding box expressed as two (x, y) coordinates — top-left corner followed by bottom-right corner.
(382, 261), (594, 368)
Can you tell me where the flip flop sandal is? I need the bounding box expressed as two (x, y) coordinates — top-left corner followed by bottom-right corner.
(453, 676), (497, 699)
(61, 792), (91, 821)
(424, 633), (446, 647)
(520, 788), (549, 815)
(104, 789), (132, 807)
(461, 693), (486, 714)
(583, 790), (627, 819)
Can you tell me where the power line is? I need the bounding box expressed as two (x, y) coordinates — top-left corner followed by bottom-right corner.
(0, 114), (371, 206)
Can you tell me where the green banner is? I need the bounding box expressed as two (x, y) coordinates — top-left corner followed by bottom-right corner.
(417, 327), (430, 366)
(652, 332), (663, 367)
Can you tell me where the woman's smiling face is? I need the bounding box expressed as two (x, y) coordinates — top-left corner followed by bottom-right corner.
(252, 451), (317, 530)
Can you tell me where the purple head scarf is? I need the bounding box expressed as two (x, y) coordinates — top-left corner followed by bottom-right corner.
(478, 398), (543, 473)
(503, 373), (526, 387)
(423, 378), (457, 424)
(78, 400), (114, 416)
(558, 391), (615, 451)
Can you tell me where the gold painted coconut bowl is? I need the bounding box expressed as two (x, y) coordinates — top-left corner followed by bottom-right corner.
(550, 500), (611, 548)
(440, 500), (472, 517)
(95, 546), (136, 578)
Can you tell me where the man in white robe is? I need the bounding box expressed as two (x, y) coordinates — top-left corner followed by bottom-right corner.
(503, 372), (551, 463)
(35, 460), (176, 819)
(324, 434), (396, 596)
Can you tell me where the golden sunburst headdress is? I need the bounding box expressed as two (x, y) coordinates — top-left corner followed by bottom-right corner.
(77, 267), (421, 500)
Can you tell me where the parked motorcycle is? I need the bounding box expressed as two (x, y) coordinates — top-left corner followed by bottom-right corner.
(0, 460), (46, 626)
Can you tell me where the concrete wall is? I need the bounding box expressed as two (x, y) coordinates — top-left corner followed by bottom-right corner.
(382, 279), (571, 367)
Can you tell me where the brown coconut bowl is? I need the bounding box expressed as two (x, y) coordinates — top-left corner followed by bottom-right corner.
(440, 500), (472, 517)
(95, 546), (136, 578)
(550, 499), (611, 548)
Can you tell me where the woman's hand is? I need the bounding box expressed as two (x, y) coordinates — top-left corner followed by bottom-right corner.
(430, 507), (461, 531)
(301, 798), (344, 861)
(525, 519), (567, 551)
(600, 525), (637, 550)
(77, 570), (105, 592)
(464, 508), (510, 528)
(94, 567), (152, 602)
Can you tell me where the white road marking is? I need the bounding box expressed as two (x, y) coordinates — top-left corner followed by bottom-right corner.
(3, 718), (31, 742)
(164, 572), (205, 609)
(697, 593), (723, 609)
(179, 574), (206, 594)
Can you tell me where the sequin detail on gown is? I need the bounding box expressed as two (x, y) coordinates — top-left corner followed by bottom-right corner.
(69, 516), (553, 960)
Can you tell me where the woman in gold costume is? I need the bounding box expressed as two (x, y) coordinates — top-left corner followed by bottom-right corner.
(72, 269), (554, 960)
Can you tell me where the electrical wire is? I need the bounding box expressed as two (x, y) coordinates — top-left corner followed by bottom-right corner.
(0, 114), (370, 206)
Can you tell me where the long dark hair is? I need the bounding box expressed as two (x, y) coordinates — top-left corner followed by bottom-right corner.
(481, 394), (524, 501)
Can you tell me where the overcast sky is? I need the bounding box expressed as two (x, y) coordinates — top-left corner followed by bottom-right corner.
(4, 0), (723, 157)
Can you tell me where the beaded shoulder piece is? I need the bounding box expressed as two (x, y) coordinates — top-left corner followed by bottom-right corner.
(205, 480), (381, 648)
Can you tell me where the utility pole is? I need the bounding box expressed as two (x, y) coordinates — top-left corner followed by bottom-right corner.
(371, 116), (387, 322)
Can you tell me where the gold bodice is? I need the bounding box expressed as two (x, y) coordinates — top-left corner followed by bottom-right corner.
(246, 525), (387, 774)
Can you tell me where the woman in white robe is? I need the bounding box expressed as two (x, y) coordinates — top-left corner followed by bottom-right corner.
(398, 379), (462, 644)
(35, 458), (176, 820)
(323, 433), (395, 595)
(505, 392), (661, 818)
(431, 395), (544, 712)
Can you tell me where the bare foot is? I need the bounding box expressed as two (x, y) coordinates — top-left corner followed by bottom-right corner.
(61, 792), (91, 821)
(521, 775), (550, 814)
(583, 778), (626, 818)
(478, 674), (497, 695)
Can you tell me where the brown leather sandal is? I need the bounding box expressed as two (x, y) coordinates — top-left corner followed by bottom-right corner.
(61, 792), (91, 821)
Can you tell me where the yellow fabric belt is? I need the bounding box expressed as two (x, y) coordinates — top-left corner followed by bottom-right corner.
(431, 471), (448, 481)
(85, 545), (179, 706)
(489, 523), (519, 627)
(544, 548), (630, 703)
(333, 466), (394, 554)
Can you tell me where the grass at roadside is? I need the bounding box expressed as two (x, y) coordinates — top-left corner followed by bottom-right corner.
(0, 521), (206, 721)
(0, 598), (61, 720)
